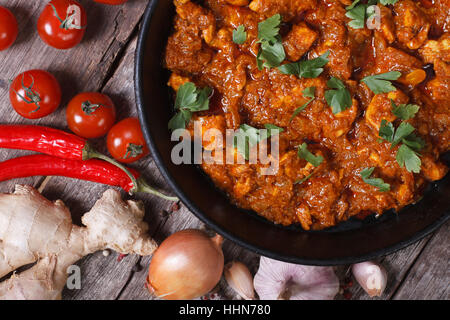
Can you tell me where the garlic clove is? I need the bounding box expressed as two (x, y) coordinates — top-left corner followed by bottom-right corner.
(224, 261), (255, 300)
(352, 261), (387, 297)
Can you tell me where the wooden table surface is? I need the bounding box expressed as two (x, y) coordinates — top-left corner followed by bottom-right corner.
(0, 0), (448, 300)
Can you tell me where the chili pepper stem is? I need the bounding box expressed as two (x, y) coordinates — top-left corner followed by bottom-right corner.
(82, 143), (138, 194)
(137, 178), (179, 202)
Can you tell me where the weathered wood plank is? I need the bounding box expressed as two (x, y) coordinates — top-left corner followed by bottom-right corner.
(392, 222), (449, 300)
(347, 235), (432, 300)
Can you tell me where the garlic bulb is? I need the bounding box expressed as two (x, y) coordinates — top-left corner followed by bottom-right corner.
(224, 261), (255, 300)
(352, 261), (387, 297)
(253, 257), (339, 300)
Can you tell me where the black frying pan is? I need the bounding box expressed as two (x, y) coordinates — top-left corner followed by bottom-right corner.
(134, 0), (449, 265)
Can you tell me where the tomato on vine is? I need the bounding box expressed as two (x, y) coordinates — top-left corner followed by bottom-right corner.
(9, 70), (62, 119)
(94, 0), (128, 5)
(0, 6), (18, 51)
(107, 117), (149, 163)
(66, 92), (117, 139)
(37, 0), (87, 50)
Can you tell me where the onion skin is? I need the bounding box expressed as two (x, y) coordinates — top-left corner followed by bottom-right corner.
(147, 229), (224, 300)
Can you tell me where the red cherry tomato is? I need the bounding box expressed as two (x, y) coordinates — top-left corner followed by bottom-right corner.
(37, 0), (87, 49)
(107, 117), (149, 163)
(9, 70), (62, 119)
(0, 6), (18, 51)
(94, 0), (128, 4)
(66, 92), (117, 139)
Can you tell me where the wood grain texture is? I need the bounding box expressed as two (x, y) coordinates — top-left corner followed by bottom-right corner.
(0, 0), (447, 301)
(347, 236), (431, 300)
(392, 222), (449, 300)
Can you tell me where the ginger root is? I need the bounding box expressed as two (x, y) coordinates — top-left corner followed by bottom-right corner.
(0, 185), (157, 300)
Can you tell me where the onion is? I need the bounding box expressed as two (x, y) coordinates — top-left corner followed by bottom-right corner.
(146, 229), (224, 300)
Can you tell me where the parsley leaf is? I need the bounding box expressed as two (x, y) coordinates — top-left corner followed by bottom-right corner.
(378, 120), (424, 173)
(392, 122), (416, 148)
(277, 62), (300, 76)
(234, 123), (283, 160)
(346, 1), (367, 29)
(297, 143), (324, 167)
(346, 0), (361, 10)
(290, 87), (315, 121)
(168, 110), (192, 132)
(302, 86), (316, 99)
(258, 14), (281, 43)
(402, 133), (425, 151)
(325, 77), (352, 114)
(390, 100), (420, 120)
(360, 167), (390, 192)
(379, 119), (395, 142)
(256, 14), (285, 69)
(278, 51), (330, 79)
(378, 119), (423, 149)
(361, 71), (402, 94)
(298, 51), (330, 78)
(257, 41), (286, 69)
(260, 123), (284, 141)
(169, 82), (212, 131)
(233, 25), (247, 45)
(396, 144), (421, 173)
(346, 0), (393, 30)
(174, 82), (197, 110)
(379, 0), (398, 5)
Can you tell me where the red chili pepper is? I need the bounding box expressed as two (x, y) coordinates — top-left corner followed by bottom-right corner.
(0, 154), (177, 201)
(0, 124), (89, 160)
(0, 124), (139, 193)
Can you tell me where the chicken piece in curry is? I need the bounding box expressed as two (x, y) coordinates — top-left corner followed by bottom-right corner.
(165, 0), (449, 230)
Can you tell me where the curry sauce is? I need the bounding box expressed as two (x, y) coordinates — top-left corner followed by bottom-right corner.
(165, 0), (449, 230)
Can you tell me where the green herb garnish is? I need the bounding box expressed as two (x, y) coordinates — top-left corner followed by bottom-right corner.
(392, 122), (416, 148)
(390, 100), (420, 120)
(258, 14), (281, 43)
(379, 120), (425, 173)
(278, 51), (330, 79)
(396, 144), (422, 173)
(290, 87), (315, 121)
(325, 77), (352, 114)
(360, 167), (390, 192)
(256, 14), (286, 70)
(346, 0), (394, 29)
(168, 82), (212, 131)
(232, 25), (247, 45)
(297, 143), (324, 167)
(295, 173), (313, 185)
(361, 71), (402, 94)
(234, 123), (284, 160)
(346, 0), (367, 29)
(378, 119), (395, 142)
(379, 0), (398, 5)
